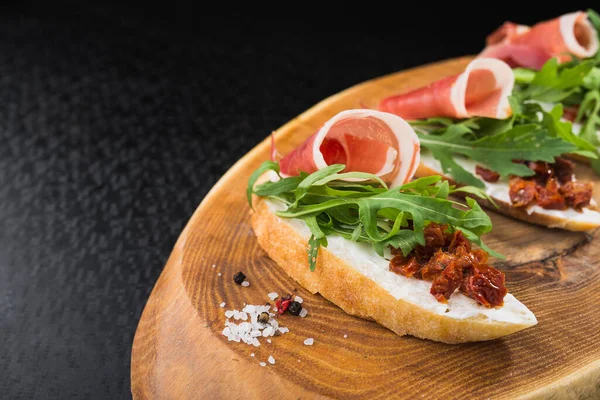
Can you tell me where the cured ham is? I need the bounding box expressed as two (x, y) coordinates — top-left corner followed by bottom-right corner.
(279, 109), (420, 188)
(378, 58), (514, 120)
(479, 11), (599, 69)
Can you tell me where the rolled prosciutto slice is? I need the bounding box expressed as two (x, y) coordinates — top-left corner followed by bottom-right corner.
(279, 109), (420, 188)
(378, 58), (514, 120)
(479, 11), (599, 69)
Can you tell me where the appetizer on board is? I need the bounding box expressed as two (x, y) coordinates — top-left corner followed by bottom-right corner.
(378, 55), (600, 231)
(248, 109), (537, 344)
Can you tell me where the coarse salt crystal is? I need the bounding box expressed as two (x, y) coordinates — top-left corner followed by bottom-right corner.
(304, 338), (314, 346)
(262, 326), (275, 337)
(212, 264), (216, 268)
(241, 281), (250, 287)
(260, 362), (266, 367)
(251, 353), (255, 357)
(267, 339), (271, 344)
(278, 327), (289, 334)
(343, 334), (348, 338)
(268, 292), (278, 301)
(268, 356), (275, 364)
(299, 308), (308, 318)
(294, 296), (303, 304)
(218, 273), (222, 276)
(221, 303), (289, 347)
(219, 302), (226, 308)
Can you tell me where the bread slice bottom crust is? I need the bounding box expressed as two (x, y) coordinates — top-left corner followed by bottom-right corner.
(250, 199), (536, 344)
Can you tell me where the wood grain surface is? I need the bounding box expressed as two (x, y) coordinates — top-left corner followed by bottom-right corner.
(131, 56), (600, 399)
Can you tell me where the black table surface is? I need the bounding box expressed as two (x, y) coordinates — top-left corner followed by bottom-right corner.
(1, 3), (591, 399)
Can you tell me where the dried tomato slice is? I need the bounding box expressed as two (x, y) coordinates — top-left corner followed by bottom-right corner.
(560, 181), (593, 210)
(430, 263), (463, 303)
(389, 255), (421, 278)
(509, 177), (537, 207)
(553, 157), (575, 185)
(537, 178), (567, 210)
(421, 250), (455, 281)
(526, 161), (553, 183)
(447, 230), (471, 253)
(475, 165), (500, 183)
(388, 223), (508, 308)
(460, 265), (507, 307)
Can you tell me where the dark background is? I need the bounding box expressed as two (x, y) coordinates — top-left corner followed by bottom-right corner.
(0, 3), (594, 399)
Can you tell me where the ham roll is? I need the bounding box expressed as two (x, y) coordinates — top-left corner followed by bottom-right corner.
(378, 58), (514, 120)
(479, 11), (599, 69)
(279, 109), (420, 188)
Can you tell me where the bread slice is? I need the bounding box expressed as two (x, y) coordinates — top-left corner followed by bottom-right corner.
(416, 151), (600, 232)
(250, 198), (538, 344)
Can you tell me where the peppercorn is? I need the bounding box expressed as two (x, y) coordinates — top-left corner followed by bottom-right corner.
(258, 312), (270, 324)
(287, 301), (302, 316)
(276, 294), (292, 314)
(233, 271), (246, 285)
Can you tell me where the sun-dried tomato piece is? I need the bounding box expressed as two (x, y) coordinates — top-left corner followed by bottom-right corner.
(526, 160), (553, 183)
(413, 223), (447, 262)
(389, 255), (421, 278)
(553, 156), (575, 184)
(387, 222), (507, 308)
(430, 263), (463, 303)
(460, 265), (507, 307)
(475, 165), (500, 183)
(469, 249), (489, 265)
(421, 250), (455, 280)
(447, 230), (472, 253)
(560, 181), (593, 210)
(537, 178), (567, 210)
(509, 177), (537, 207)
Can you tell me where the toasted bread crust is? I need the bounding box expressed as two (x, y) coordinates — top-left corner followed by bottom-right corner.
(415, 163), (600, 232)
(250, 199), (535, 344)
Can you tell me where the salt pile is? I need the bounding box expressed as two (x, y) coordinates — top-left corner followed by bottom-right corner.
(221, 304), (288, 346)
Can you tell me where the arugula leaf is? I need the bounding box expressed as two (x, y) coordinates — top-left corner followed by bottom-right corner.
(247, 160), (280, 208)
(312, 171), (388, 189)
(254, 176), (303, 198)
(307, 234), (323, 272)
(451, 186), (498, 208)
(518, 58), (594, 102)
(418, 124), (576, 181)
(583, 68), (600, 90)
(429, 148), (485, 188)
(542, 103), (598, 155)
(576, 89), (600, 146)
(513, 68), (535, 85)
(293, 164), (345, 205)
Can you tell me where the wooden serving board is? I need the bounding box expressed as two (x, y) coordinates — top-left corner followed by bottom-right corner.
(131, 56), (600, 399)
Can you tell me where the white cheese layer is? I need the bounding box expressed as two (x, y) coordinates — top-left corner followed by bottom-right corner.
(265, 199), (537, 326)
(420, 151), (600, 225)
